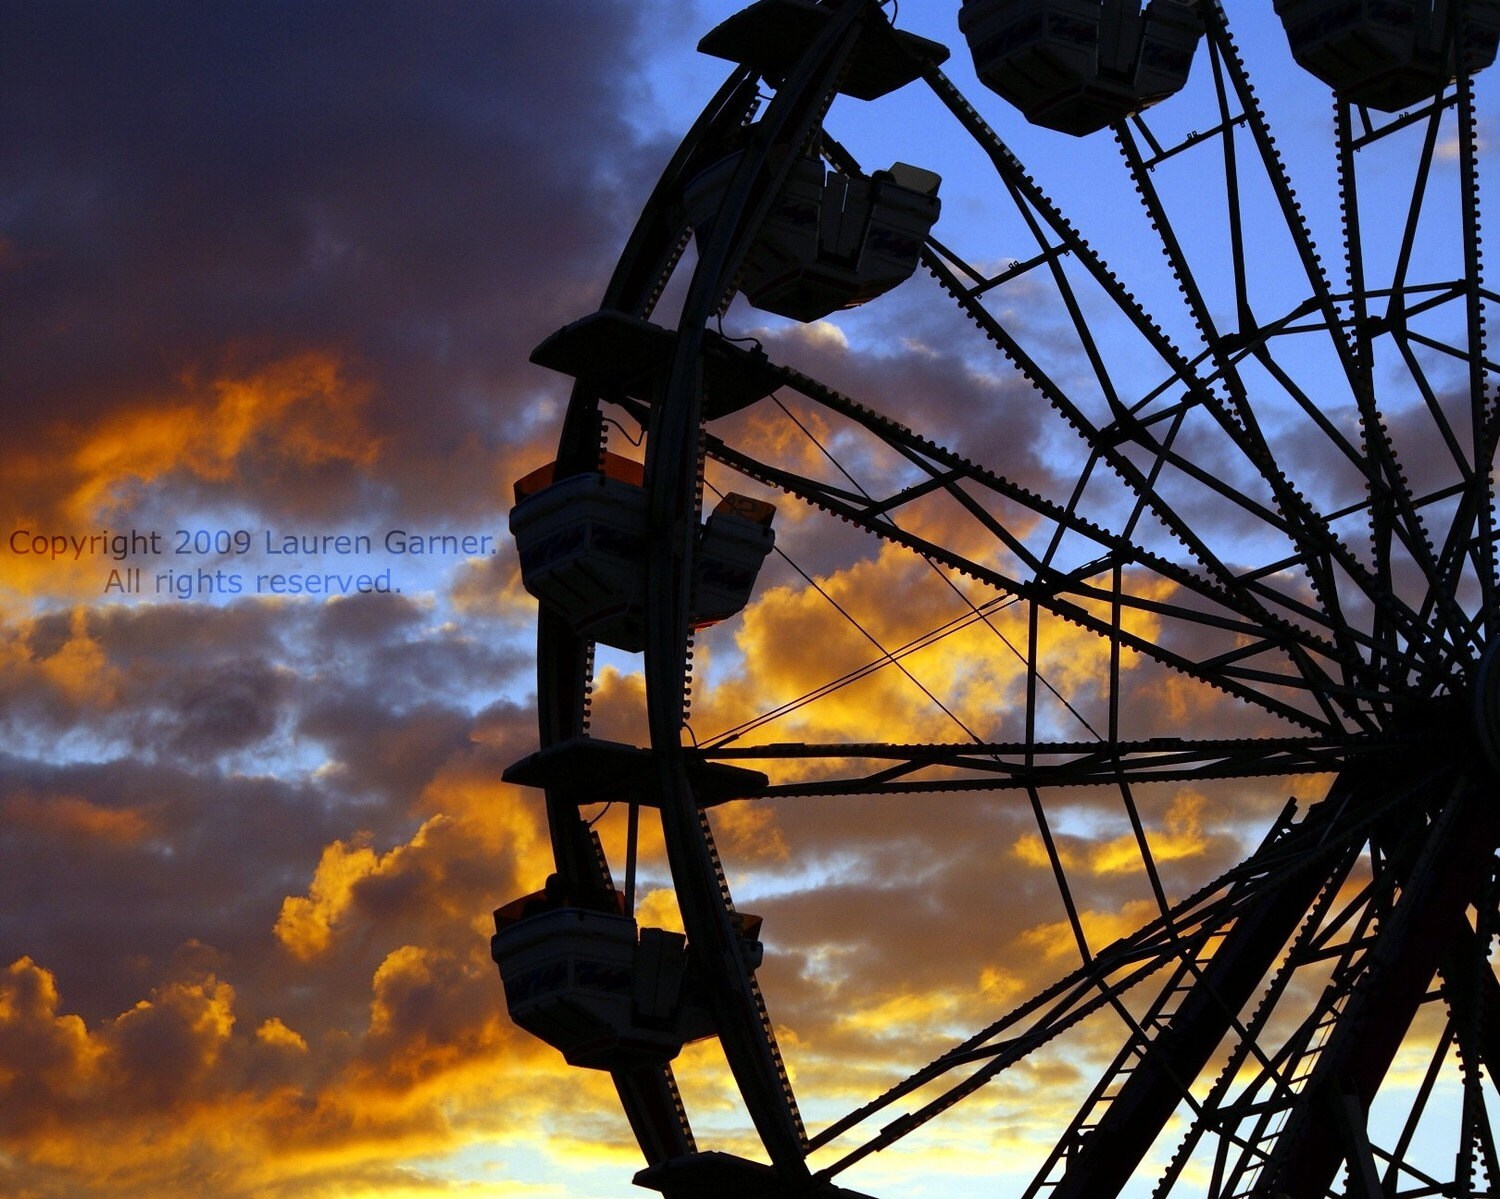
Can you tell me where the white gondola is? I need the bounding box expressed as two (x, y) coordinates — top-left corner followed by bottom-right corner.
(492, 889), (717, 1071)
(694, 494), (780, 629)
(1275, 0), (1500, 110)
(960, 0), (1202, 135)
(509, 455), (776, 652)
(685, 152), (941, 323)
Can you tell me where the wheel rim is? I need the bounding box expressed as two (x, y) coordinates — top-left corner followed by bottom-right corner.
(513, 3), (1500, 1196)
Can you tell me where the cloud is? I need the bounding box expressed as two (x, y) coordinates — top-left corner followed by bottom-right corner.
(0, 1), (671, 541)
(65, 353), (380, 521)
(276, 834), (395, 962)
(0, 734), (575, 1196)
(256, 1016), (308, 1054)
(1, 791), (155, 848)
(0, 942), (547, 1195)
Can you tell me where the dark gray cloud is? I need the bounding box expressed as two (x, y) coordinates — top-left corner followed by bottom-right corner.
(0, 752), (326, 1020)
(0, 0), (676, 524)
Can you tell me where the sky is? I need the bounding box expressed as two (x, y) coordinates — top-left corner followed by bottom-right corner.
(2, 3), (1496, 1198)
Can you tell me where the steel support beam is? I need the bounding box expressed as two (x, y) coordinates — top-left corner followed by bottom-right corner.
(1047, 801), (1350, 1199)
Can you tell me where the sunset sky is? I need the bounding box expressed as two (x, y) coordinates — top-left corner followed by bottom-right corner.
(3, 3), (1496, 1197)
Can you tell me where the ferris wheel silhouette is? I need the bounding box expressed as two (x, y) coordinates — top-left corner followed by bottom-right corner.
(496, 3), (1500, 1196)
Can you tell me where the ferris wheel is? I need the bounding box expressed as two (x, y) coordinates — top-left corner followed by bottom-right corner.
(494, 2), (1500, 1196)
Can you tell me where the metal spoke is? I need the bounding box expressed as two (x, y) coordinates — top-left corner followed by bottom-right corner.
(703, 735), (1364, 796)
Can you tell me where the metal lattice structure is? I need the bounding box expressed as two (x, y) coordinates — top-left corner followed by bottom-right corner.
(497, 2), (1500, 1196)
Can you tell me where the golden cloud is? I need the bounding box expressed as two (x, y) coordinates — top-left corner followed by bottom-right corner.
(0, 957), (101, 1130)
(276, 755), (557, 962)
(0, 841), (628, 1196)
(255, 1017), (309, 1054)
(275, 832), (391, 961)
(657, 553), (1142, 821)
(358, 944), (503, 1092)
(1, 790), (154, 847)
(1017, 898), (1161, 965)
(1012, 830), (1079, 871)
(633, 887), (686, 936)
(1088, 787), (1211, 875)
(68, 353), (379, 521)
(709, 801), (789, 862)
(0, 606), (126, 710)
(2, 353), (382, 606)
(108, 974), (238, 1110)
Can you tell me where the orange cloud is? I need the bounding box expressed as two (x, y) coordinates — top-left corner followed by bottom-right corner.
(633, 887), (686, 935)
(39, 608), (124, 702)
(1, 791), (154, 847)
(1012, 830), (1079, 871)
(0, 958), (101, 1132)
(67, 353), (379, 521)
(275, 832), (390, 960)
(107, 974), (238, 1111)
(0, 958), (243, 1150)
(273, 808), (502, 962)
(276, 752), (557, 962)
(1, 354), (381, 606)
(0, 916), (624, 1196)
(1088, 788), (1211, 875)
(1018, 899), (1161, 965)
(579, 664), (650, 746)
(710, 801), (789, 862)
(255, 1017), (309, 1053)
(0, 606), (126, 709)
(682, 536), (1168, 764)
(693, 546), (1025, 750)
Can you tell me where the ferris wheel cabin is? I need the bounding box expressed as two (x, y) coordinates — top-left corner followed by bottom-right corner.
(685, 153), (942, 323)
(509, 454), (777, 653)
(1274, 0), (1500, 111)
(959, 0), (1203, 135)
(689, 0), (948, 324)
(492, 883), (721, 1070)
